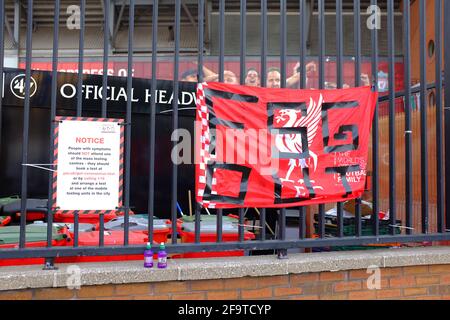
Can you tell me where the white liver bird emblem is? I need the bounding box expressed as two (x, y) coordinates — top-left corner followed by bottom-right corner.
(274, 94), (324, 197)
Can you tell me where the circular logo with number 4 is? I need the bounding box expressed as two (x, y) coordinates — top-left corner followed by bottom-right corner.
(10, 74), (37, 99)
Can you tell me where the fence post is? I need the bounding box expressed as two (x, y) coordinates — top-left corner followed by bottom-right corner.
(444, 1), (450, 231)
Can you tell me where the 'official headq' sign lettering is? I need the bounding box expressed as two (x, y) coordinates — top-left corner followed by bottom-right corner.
(195, 82), (377, 209)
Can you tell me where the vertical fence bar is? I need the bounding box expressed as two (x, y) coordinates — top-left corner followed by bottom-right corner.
(336, 0), (343, 88)
(336, 0), (344, 238)
(47, 0), (60, 248)
(171, 0), (181, 244)
(102, 0), (109, 118)
(354, 0), (361, 88)
(239, 0), (246, 241)
(237, 0), (245, 239)
(355, 198), (362, 237)
(99, 214), (104, 247)
(278, 208), (286, 241)
(260, 0), (267, 88)
(219, 0), (225, 82)
(403, 0), (413, 234)
(99, 0), (110, 247)
(240, 0), (246, 84)
(260, 208), (266, 240)
(74, 0), (86, 247)
(195, 203), (201, 243)
(216, 0), (224, 243)
(299, 207), (306, 239)
(387, 0), (396, 235)
(198, 0), (204, 82)
(445, 0), (450, 232)
(280, 0), (287, 88)
(318, 0), (325, 90)
(371, 0), (379, 236)
(318, 204), (325, 238)
(299, 0), (306, 89)
(0, 0), (4, 153)
(419, 0), (428, 234)
(353, 0), (362, 237)
(435, 0), (444, 233)
(217, 209), (223, 242)
(318, 0), (325, 238)
(124, 0), (135, 245)
(148, 0), (158, 244)
(239, 208), (244, 242)
(337, 202), (344, 238)
(195, 0), (204, 244)
(19, 0), (34, 248)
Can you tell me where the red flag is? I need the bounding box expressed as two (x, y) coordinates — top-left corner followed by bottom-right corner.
(195, 82), (377, 209)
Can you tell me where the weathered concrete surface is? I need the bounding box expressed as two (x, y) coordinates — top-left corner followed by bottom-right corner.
(1, 246), (450, 291)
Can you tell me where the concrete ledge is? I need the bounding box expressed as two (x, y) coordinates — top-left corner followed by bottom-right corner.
(1, 246), (450, 291)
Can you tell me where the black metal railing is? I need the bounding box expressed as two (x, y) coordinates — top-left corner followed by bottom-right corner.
(0, 0), (449, 266)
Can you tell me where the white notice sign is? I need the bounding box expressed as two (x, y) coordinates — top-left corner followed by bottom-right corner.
(54, 117), (123, 212)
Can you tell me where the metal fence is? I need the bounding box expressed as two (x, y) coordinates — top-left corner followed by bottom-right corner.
(0, 0), (450, 267)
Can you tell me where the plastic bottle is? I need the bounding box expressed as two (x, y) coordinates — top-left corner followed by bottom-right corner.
(144, 242), (154, 268)
(157, 242), (167, 269)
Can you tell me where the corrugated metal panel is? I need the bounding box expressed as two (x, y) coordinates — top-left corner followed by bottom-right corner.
(307, 14), (404, 56)
(12, 25), (198, 56)
(211, 0), (401, 11)
(210, 13), (403, 56)
(4, 0), (199, 28)
(4, 0), (402, 28)
(5, 0), (105, 27)
(18, 27), (103, 51)
(3, 0), (404, 56)
(114, 25), (198, 52)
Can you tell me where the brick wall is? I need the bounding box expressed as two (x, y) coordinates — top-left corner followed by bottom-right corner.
(1, 264), (450, 300)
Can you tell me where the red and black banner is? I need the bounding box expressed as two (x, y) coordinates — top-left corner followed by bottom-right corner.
(196, 83), (377, 208)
